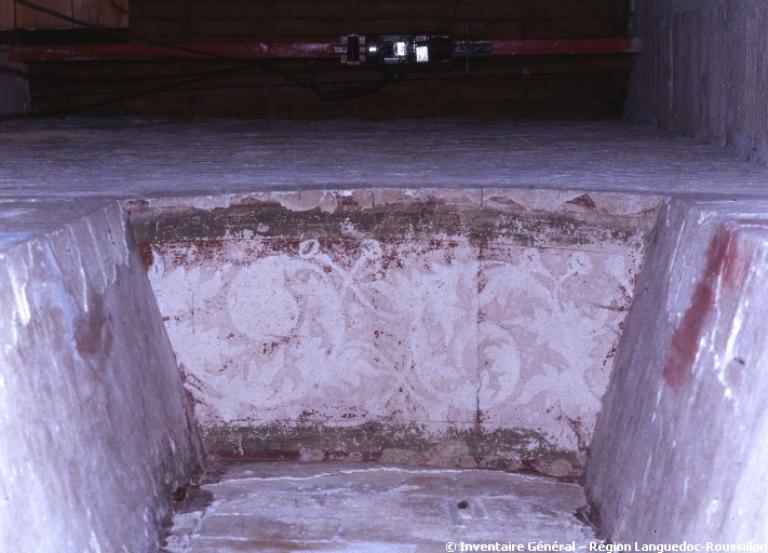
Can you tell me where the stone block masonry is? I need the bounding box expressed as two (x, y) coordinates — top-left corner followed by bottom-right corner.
(0, 201), (202, 552)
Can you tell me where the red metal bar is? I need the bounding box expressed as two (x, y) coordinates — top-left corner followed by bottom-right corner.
(8, 37), (641, 63)
(489, 37), (641, 56)
(7, 42), (340, 62)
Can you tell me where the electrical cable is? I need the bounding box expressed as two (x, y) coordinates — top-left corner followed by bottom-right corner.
(35, 67), (612, 101)
(33, 53), (610, 89)
(36, 63), (257, 116)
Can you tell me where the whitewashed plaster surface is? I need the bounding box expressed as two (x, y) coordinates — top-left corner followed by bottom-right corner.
(4, 118), (768, 199)
(138, 188), (661, 465)
(164, 462), (596, 552)
(586, 198), (768, 542)
(0, 201), (202, 553)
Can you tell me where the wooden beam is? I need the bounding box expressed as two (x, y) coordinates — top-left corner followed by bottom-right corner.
(73, 0), (128, 29)
(0, 1), (16, 31)
(15, 0), (74, 30)
(12, 0), (128, 30)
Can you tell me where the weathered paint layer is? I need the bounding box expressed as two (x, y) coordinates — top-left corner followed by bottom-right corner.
(662, 223), (755, 391)
(131, 188), (660, 477)
(202, 422), (582, 477)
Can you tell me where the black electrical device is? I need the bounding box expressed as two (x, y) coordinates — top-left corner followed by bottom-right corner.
(341, 34), (452, 66)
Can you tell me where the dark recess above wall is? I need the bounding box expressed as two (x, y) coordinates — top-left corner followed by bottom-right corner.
(16, 0), (633, 119)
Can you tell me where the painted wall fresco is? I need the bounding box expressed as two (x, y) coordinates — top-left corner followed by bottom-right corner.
(130, 188), (660, 476)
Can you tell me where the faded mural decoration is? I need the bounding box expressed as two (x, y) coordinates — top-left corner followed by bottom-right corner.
(132, 188), (660, 475)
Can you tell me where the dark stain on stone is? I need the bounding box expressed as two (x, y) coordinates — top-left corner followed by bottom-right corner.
(151, 236), (488, 275)
(297, 409), (318, 422)
(74, 291), (113, 366)
(485, 196), (526, 210)
(215, 449), (301, 461)
(474, 405), (485, 428)
(230, 198), (284, 209)
(567, 194), (597, 209)
(520, 458), (541, 473)
(466, 210), (637, 247)
(202, 421), (580, 477)
(316, 450), (381, 462)
(171, 487), (187, 502)
(137, 242), (154, 270)
(170, 485), (214, 515)
(130, 201), (648, 251)
(127, 198), (150, 210)
(262, 335), (294, 355)
(339, 196), (361, 209)
(575, 501), (604, 538)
